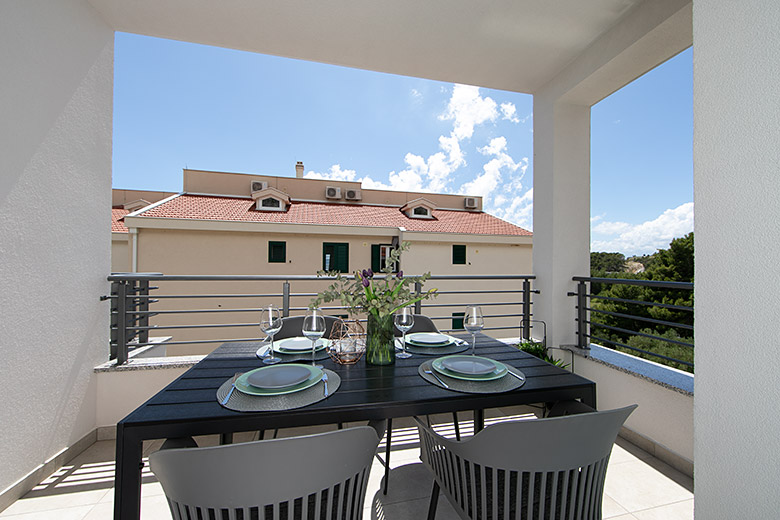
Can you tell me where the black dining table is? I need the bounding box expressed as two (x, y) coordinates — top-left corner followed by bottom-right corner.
(113, 333), (596, 519)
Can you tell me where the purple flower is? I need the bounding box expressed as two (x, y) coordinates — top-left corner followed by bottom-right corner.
(361, 276), (370, 288)
(397, 270), (404, 279)
(361, 269), (369, 279)
(367, 269), (374, 278)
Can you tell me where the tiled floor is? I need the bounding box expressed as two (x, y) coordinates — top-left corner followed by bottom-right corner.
(0, 406), (693, 519)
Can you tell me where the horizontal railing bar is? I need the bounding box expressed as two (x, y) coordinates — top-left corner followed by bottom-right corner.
(420, 302), (526, 309)
(588, 334), (693, 367)
(127, 294), (281, 299)
(109, 273), (535, 282)
(589, 322), (694, 348)
(131, 323), (259, 331)
(585, 307), (694, 331)
(587, 294), (693, 312)
(129, 338), (262, 347)
(573, 276), (693, 290)
(132, 308), (263, 315)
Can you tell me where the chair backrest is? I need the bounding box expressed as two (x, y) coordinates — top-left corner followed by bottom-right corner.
(275, 315), (340, 340)
(415, 405), (636, 520)
(150, 425), (381, 520)
(393, 314), (439, 336)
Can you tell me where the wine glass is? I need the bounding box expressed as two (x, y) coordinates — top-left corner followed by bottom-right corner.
(303, 309), (327, 368)
(464, 306), (484, 356)
(260, 305), (283, 365)
(394, 307), (415, 359)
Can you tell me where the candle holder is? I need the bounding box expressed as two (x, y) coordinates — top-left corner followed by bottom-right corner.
(327, 318), (366, 365)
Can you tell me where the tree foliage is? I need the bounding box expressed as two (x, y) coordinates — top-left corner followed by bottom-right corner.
(589, 233), (694, 373)
(590, 252), (626, 273)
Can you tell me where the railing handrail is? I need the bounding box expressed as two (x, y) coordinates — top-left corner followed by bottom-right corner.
(573, 276), (692, 291)
(108, 273), (536, 282)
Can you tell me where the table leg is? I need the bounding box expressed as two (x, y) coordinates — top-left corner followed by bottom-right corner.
(219, 433), (234, 445)
(474, 409), (485, 433)
(114, 425), (143, 520)
(383, 418), (393, 495)
(583, 384), (597, 409)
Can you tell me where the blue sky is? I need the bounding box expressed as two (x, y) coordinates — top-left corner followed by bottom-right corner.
(113, 33), (692, 256)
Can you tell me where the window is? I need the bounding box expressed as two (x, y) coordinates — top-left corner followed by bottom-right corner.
(261, 197), (281, 208)
(452, 244), (466, 265)
(268, 241), (286, 263)
(371, 244), (396, 272)
(413, 207), (429, 216)
(452, 312), (465, 330)
(323, 242), (349, 273)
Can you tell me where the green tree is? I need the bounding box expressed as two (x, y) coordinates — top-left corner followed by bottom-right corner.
(590, 252), (626, 274)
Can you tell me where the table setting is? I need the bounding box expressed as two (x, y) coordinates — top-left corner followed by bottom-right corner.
(394, 332), (470, 355)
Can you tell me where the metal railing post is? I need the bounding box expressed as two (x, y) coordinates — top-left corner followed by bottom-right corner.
(282, 281), (290, 317)
(577, 279), (588, 349)
(109, 281), (119, 360)
(137, 280), (150, 346)
(414, 281), (422, 314)
(521, 278), (531, 341)
(116, 281), (128, 364)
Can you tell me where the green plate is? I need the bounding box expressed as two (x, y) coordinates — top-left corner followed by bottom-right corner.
(406, 333), (460, 348)
(432, 355), (508, 381)
(276, 341), (328, 355)
(235, 364), (322, 396)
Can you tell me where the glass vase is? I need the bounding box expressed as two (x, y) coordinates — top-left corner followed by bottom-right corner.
(366, 312), (395, 365)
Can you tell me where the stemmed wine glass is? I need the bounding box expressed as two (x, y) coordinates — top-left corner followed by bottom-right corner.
(394, 307), (415, 359)
(464, 305), (484, 356)
(260, 305), (282, 365)
(303, 309), (326, 368)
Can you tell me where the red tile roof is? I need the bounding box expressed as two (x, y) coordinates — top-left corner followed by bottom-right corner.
(112, 208), (129, 233)
(134, 194), (532, 236)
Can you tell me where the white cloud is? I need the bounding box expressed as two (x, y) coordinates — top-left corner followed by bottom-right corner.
(304, 164), (357, 181)
(478, 136), (508, 156)
(492, 188), (533, 231)
(500, 102), (520, 123)
(410, 88), (422, 101)
(440, 84), (499, 140)
(591, 202), (694, 255)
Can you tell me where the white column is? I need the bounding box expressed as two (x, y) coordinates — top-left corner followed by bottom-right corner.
(694, 0), (780, 516)
(532, 97), (591, 349)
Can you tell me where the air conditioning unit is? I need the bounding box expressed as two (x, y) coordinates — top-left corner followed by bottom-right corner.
(325, 186), (341, 199)
(345, 189), (362, 201)
(464, 197), (478, 209)
(250, 181), (268, 193)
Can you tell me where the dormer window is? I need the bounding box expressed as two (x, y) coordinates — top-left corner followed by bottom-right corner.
(251, 186), (290, 212)
(401, 197), (437, 219)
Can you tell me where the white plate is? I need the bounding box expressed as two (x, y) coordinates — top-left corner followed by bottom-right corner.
(275, 337), (328, 352)
(246, 365), (314, 389)
(406, 333), (451, 345)
(440, 355), (496, 375)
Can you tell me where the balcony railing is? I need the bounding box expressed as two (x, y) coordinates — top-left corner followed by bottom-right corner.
(104, 273), (537, 364)
(570, 276), (694, 372)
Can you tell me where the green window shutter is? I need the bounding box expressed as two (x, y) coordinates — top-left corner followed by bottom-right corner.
(371, 244), (381, 273)
(268, 241), (286, 263)
(453, 244), (466, 265)
(452, 312), (465, 330)
(323, 243), (349, 273)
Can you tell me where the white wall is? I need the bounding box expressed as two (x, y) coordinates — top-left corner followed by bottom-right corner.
(0, 0), (113, 494)
(693, 1), (780, 517)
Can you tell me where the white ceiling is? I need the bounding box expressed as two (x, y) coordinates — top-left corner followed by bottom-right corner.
(87, 0), (653, 94)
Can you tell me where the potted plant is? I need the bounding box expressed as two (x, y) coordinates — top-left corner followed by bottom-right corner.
(310, 242), (437, 365)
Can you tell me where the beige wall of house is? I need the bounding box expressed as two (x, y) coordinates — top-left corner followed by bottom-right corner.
(131, 225), (532, 355)
(111, 233), (130, 272)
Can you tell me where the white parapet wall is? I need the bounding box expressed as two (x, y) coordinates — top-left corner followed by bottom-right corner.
(95, 357), (202, 437)
(570, 345), (693, 477)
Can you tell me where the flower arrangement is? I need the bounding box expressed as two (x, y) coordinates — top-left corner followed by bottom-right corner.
(310, 242), (437, 364)
(310, 241), (437, 318)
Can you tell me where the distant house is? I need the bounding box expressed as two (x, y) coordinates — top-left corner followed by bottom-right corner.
(111, 165), (533, 354)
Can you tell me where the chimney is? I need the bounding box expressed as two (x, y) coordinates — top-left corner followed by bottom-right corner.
(295, 161), (304, 178)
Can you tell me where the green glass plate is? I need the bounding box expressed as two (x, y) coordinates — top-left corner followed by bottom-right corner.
(406, 333), (460, 348)
(235, 364), (322, 396)
(432, 355), (508, 381)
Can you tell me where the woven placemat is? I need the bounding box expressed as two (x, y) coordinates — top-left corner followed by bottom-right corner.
(217, 369), (341, 412)
(255, 344), (330, 362)
(418, 359), (525, 394)
(395, 339), (470, 356)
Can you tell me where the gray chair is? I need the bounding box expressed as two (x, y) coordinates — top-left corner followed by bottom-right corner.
(392, 313), (438, 336)
(415, 405), (637, 520)
(275, 314), (341, 340)
(150, 422), (385, 520)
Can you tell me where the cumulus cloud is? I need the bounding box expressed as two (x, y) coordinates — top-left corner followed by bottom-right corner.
(591, 202), (694, 255)
(304, 164), (357, 181)
(440, 84), (499, 140)
(491, 188), (534, 231)
(500, 102), (520, 123)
